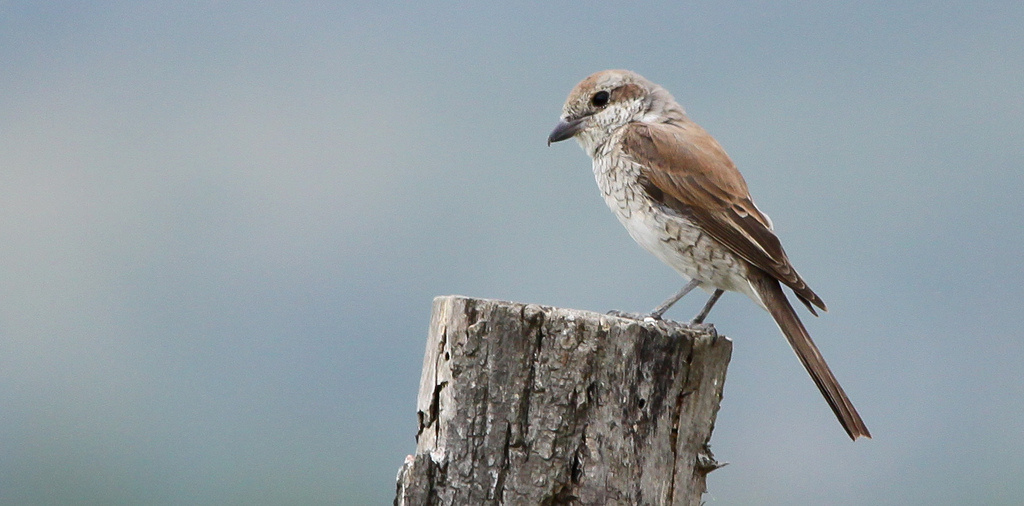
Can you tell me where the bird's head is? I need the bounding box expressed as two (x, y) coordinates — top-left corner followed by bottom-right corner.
(547, 69), (685, 154)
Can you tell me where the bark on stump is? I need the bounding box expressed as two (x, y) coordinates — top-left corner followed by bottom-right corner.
(395, 295), (731, 506)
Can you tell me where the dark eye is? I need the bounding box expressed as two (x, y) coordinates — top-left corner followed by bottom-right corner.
(590, 90), (610, 107)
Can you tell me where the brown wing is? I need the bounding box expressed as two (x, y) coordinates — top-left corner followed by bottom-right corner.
(620, 120), (827, 314)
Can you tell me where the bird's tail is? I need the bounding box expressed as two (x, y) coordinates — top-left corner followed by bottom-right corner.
(750, 273), (871, 441)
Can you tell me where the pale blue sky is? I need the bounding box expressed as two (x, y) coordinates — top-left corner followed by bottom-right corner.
(2, 2), (1022, 504)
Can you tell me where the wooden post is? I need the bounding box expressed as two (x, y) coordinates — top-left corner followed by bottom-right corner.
(395, 295), (731, 506)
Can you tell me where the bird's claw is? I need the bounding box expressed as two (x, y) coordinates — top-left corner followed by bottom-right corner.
(686, 321), (718, 341)
(606, 309), (656, 321)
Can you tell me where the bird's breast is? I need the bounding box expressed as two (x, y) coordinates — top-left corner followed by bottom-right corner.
(590, 149), (751, 294)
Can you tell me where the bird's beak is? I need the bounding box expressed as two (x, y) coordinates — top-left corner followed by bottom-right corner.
(547, 118), (584, 146)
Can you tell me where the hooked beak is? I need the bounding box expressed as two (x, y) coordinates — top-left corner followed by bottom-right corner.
(547, 117), (584, 146)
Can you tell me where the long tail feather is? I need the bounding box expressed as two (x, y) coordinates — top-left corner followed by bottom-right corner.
(750, 273), (871, 440)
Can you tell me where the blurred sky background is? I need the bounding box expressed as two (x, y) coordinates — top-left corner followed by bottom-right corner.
(1, 1), (1022, 504)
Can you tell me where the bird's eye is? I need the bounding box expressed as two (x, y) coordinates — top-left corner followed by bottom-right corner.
(590, 90), (610, 107)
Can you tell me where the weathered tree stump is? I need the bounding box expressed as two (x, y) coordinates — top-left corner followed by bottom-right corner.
(395, 295), (732, 506)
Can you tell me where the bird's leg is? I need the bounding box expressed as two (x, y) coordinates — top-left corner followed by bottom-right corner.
(648, 278), (702, 320)
(690, 289), (724, 324)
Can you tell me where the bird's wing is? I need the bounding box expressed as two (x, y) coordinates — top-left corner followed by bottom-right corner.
(619, 120), (826, 313)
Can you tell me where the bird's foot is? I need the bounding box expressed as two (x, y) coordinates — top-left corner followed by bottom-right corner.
(608, 309), (698, 326)
(653, 318), (719, 339)
(606, 309), (654, 321)
(607, 311), (717, 339)
(686, 320), (719, 341)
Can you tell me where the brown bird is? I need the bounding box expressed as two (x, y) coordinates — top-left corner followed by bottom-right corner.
(548, 69), (870, 440)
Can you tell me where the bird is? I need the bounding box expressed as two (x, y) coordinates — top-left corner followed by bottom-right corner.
(547, 69), (870, 440)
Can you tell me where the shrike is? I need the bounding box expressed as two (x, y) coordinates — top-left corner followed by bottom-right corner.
(548, 69), (870, 440)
